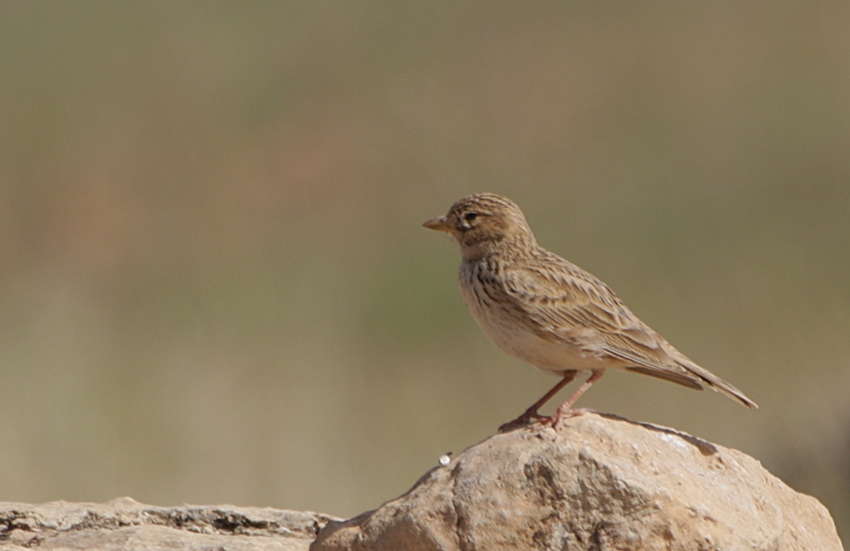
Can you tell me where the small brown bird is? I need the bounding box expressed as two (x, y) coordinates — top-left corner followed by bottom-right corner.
(424, 193), (756, 431)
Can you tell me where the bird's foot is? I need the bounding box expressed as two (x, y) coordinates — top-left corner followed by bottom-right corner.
(551, 407), (594, 429)
(498, 410), (552, 433)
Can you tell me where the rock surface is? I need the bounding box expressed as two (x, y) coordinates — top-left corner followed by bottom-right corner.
(313, 412), (843, 551)
(0, 497), (336, 551)
(0, 414), (842, 551)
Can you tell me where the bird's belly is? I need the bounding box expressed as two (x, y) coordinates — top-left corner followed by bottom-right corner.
(487, 324), (601, 374)
(463, 291), (602, 374)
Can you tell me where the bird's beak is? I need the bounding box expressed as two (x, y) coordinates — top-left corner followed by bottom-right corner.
(423, 216), (451, 233)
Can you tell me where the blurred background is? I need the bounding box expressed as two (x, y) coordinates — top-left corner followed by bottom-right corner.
(1, 0), (848, 542)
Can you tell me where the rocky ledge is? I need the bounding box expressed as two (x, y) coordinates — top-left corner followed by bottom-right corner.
(1, 413), (842, 551)
(0, 498), (335, 550)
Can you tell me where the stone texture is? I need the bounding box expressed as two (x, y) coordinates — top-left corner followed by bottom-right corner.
(312, 413), (843, 551)
(0, 497), (336, 551)
(0, 414), (841, 551)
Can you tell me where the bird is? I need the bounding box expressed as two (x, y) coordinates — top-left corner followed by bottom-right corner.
(423, 193), (757, 431)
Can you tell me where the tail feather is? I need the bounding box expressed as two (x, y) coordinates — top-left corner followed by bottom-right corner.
(684, 362), (758, 409)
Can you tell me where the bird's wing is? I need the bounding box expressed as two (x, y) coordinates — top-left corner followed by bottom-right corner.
(499, 252), (705, 386)
(497, 251), (757, 408)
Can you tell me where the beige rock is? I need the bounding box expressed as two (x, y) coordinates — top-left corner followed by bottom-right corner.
(0, 414), (841, 551)
(312, 413), (843, 551)
(0, 497), (336, 551)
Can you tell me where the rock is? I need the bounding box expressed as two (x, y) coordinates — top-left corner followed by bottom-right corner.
(312, 412), (843, 551)
(0, 497), (337, 551)
(0, 414), (841, 551)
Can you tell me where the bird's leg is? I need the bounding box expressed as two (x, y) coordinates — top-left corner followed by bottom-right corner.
(498, 371), (577, 432)
(551, 370), (604, 428)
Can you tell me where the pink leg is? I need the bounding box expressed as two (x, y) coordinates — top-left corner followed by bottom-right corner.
(552, 370), (604, 428)
(498, 371), (577, 432)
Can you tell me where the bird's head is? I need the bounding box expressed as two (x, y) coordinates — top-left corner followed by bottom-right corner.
(423, 193), (536, 261)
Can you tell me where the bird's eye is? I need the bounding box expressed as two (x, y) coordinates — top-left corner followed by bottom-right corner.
(464, 212), (479, 223)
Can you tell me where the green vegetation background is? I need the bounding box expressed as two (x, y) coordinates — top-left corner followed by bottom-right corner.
(1, 1), (848, 543)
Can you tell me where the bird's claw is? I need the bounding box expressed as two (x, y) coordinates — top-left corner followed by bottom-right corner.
(499, 407), (595, 433)
(498, 411), (552, 433)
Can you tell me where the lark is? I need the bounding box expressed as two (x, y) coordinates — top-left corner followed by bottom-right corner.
(424, 193), (756, 431)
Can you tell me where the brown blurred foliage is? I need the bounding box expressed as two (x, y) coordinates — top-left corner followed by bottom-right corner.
(1, 1), (848, 543)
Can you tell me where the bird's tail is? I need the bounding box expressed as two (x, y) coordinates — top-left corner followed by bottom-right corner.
(686, 362), (758, 409)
